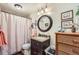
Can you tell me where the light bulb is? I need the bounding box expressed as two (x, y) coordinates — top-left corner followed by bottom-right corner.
(37, 12), (40, 15)
(41, 10), (44, 13)
(45, 8), (48, 12)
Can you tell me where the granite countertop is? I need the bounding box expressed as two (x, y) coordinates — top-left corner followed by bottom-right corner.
(32, 37), (49, 42)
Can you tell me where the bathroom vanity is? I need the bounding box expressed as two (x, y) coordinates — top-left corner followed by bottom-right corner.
(31, 37), (50, 55)
(56, 32), (79, 55)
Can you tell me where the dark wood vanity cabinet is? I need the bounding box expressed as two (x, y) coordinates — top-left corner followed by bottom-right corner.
(31, 39), (50, 55)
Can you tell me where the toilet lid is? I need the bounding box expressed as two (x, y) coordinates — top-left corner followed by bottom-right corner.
(22, 43), (30, 49)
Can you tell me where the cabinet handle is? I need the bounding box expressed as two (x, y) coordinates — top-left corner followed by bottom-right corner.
(72, 40), (79, 44)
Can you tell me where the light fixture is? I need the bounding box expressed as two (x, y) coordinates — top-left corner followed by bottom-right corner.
(37, 4), (49, 15)
(14, 4), (22, 9)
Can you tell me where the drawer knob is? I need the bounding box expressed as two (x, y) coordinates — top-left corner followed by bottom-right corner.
(72, 40), (79, 44)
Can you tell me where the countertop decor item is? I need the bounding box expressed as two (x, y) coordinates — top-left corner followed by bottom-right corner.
(71, 23), (79, 32)
(58, 26), (65, 32)
(37, 15), (53, 32)
(58, 29), (65, 32)
(71, 24), (76, 32)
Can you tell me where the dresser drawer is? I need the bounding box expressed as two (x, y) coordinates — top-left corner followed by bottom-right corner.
(57, 34), (79, 48)
(57, 35), (73, 45)
(72, 46), (79, 55)
(58, 43), (79, 55)
(56, 32), (79, 55)
(72, 36), (79, 47)
(57, 50), (69, 55)
(58, 43), (73, 54)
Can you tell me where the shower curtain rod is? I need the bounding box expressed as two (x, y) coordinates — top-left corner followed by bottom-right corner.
(0, 10), (29, 19)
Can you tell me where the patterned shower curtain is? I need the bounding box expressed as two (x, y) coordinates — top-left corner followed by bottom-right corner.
(0, 12), (31, 55)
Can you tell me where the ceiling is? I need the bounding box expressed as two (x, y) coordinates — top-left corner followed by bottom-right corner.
(0, 3), (54, 19)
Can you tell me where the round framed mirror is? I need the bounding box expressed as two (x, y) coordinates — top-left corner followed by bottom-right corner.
(37, 15), (53, 32)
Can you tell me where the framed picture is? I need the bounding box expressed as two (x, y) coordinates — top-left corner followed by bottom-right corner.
(61, 10), (73, 29)
(61, 20), (73, 29)
(61, 10), (73, 20)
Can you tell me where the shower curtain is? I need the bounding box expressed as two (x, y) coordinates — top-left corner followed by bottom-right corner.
(0, 11), (31, 55)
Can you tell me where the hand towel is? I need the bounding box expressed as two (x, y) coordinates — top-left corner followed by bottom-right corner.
(0, 31), (7, 46)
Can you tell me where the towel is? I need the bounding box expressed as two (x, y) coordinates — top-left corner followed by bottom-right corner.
(0, 31), (7, 46)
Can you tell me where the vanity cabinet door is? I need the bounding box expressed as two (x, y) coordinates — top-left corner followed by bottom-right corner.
(31, 39), (50, 55)
(31, 39), (42, 48)
(42, 39), (50, 49)
(31, 39), (42, 55)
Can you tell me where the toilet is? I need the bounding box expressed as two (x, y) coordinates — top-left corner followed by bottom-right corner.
(22, 43), (31, 55)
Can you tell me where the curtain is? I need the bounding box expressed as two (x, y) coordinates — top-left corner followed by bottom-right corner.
(0, 12), (31, 55)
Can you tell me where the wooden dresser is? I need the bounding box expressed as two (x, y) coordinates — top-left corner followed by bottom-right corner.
(56, 32), (79, 55)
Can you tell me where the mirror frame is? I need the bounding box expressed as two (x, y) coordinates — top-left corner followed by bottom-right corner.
(37, 15), (53, 32)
